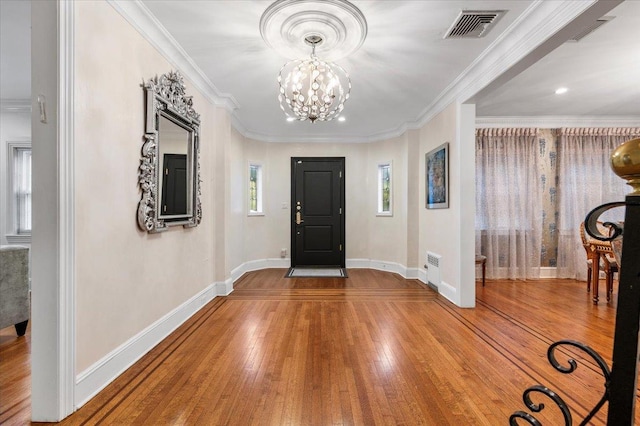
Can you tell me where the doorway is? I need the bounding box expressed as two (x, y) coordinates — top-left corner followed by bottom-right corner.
(290, 157), (345, 268)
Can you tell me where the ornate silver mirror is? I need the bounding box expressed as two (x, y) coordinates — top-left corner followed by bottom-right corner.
(138, 71), (201, 233)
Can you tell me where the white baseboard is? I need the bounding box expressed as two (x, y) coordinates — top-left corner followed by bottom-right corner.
(437, 281), (457, 305)
(74, 283), (217, 408)
(540, 267), (558, 279)
(405, 267), (420, 279)
(215, 278), (233, 296)
(346, 258), (419, 280)
(418, 268), (428, 284)
(230, 258), (290, 282)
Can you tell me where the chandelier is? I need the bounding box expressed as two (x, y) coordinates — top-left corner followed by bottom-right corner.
(277, 35), (351, 123)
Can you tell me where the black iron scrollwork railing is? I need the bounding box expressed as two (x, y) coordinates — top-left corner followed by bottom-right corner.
(584, 202), (626, 243)
(509, 339), (612, 426)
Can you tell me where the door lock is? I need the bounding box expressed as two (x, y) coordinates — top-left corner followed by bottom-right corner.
(296, 211), (304, 225)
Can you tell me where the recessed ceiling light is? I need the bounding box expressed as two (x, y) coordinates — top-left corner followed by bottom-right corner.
(338, 116), (346, 122)
(286, 117), (295, 122)
(555, 87), (568, 95)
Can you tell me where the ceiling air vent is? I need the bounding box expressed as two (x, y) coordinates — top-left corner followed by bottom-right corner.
(444, 10), (506, 39)
(567, 16), (614, 42)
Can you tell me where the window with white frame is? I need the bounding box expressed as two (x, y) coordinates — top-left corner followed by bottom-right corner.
(377, 162), (392, 215)
(248, 163), (263, 215)
(10, 144), (32, 235)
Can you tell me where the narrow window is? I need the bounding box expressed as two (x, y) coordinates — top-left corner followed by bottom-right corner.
(249, 163), (263, 215)
(377, 163), (392, 215)
(13, 146), (32, 234)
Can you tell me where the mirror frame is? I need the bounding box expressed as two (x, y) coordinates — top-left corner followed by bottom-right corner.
(138, 71), (202, 233)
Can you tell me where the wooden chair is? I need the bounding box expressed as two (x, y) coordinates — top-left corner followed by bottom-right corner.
(579, 222), (598, 293)
(602, 252), (618, 302)
(475, 255), (487, 286)
(579, 221), (619, 304)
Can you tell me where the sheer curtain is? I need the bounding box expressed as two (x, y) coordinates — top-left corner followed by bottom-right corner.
(476, 128), (542, 279)
(556, 128), (640, 280)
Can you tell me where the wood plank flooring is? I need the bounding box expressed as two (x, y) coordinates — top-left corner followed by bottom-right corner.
(1, 269), (637, 425)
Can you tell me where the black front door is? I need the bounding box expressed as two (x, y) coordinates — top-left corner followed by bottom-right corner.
(291, 157), (345, 267)
(161, 153), (187, 216)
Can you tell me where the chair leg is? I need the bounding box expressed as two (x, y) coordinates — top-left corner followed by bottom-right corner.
(593, 275), (600, 305)
(15, 320), (28, 337)
(587, 267), (592, 292)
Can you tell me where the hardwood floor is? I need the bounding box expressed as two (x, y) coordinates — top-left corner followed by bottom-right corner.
(1, 269), (636, 425)
(0, 322), (30, 425)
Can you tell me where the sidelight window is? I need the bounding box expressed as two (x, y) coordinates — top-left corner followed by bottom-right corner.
(249, 163), (263, 215)
(377, 162), (392, 216)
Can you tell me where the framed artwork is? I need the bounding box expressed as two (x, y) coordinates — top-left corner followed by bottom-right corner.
(425, 142), (449, 209)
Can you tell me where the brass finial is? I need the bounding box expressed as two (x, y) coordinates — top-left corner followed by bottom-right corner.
(611, 137), (640, 195)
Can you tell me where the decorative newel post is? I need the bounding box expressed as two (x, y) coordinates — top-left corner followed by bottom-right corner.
(606, 137), (640, 424)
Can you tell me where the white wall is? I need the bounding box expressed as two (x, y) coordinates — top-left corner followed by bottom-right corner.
(73, 1), (221, 373)
(0, 109), (31, 246)
(31, 0), (67, 418)
(237, 137), (413, 272)
(417, 102), (476, 307)
(225, 125), (246, 276)
(366, 135), (409, 266)
(212, 108), (230, 283)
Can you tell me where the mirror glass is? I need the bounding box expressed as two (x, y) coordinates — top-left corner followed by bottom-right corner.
(137, 70), (201, 233)
(158, 114), (192, 219)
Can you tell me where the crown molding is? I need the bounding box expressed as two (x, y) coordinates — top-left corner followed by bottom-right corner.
(238, 122), (409, 144)
(1, 98), (31, 113)
(410, 0), (604, 130)
(107, 0), (239, 112)
(240, 129), (372, 144)
(257, 0), (607, 144)
(108, 0), (624, 145)
(476, 116), (640, 129)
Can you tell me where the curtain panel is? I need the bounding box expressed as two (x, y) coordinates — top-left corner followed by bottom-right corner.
(475, 128), (542, 280)
(556, 127), (640, 280)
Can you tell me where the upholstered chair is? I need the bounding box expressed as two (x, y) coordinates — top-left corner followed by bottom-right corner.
(0, 246), (30, 336)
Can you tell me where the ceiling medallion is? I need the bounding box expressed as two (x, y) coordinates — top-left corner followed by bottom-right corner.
(261, 0), (367, 123)
(260, 0), (367, 61)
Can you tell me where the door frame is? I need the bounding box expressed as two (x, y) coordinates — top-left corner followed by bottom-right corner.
(290, 157), (346, 268)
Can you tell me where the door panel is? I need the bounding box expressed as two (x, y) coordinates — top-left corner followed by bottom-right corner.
(291, 158), (345, 267)
(161, 153), (187, 216)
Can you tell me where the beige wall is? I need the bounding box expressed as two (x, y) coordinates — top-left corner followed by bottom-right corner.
(366, 135), (409, 265)
(237, 137), (412, 268)
(418, 103), (476, 307)
(74, 1), (222, 372)
(71, 0), (475, 377)
(211, 108), (229, 282)
(225, 125), (246, 275)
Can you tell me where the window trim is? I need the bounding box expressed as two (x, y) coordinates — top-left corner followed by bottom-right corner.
(6, 141), (32, 242)
(377, 161), (393, 216)
(248, 162), (264, 216)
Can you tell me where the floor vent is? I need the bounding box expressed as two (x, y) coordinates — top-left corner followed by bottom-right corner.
(567, 16), (614, 42)
(426, 252), (442, 287)
(444, 10), (506, 39)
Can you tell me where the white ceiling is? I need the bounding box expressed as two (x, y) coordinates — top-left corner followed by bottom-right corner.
(2, 1), (639, 141)
(475, 0), (640, 118)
